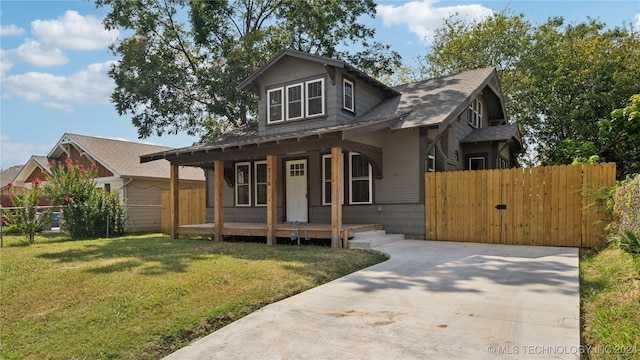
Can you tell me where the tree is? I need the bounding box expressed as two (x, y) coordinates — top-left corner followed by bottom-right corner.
(4, 179), (52, 244)
(97, 0), (401, 141)
(421, 11), (640, 175)
(598, 94), (640, 176)
(46, 159), (126, 239)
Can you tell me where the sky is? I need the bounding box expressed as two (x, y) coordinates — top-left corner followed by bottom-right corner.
(1, 0), (638, 170)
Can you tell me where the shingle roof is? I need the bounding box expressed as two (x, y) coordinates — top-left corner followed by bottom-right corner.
(51, 134), (204, 181)
(0, 165), (24, 188)
(460, 124), (521, 144)
(358, 67), (500, 129)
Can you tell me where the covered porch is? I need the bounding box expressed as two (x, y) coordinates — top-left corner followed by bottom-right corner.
(178, 222), (383, 248)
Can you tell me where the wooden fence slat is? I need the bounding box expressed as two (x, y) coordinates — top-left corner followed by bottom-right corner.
(422, 163), (614, 248)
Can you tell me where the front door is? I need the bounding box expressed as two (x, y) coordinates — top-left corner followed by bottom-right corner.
(285, 159), (308, 222)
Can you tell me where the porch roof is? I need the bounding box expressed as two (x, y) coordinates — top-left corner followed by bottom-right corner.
(460, 124), (523, 151)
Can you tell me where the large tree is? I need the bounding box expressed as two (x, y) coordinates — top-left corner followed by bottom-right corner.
(422, 11), (640, 176)
(96, 0), (401, 141)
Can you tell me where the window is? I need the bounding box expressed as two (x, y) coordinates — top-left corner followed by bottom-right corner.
(267, 88), (284, 123)
(104, 183), (111, 193)
(343, 78), (354, 111)
(306, 79), (324, 117)
(469, 157), (486, 170)
(349, 152), (372, 204)
(235, 162), (251, 206)
(286, 83), (303, 120)
(427, 147), (436, 172)
(468, 98), (483, 128)
(498, 158), (509, 169)
(255, 161), (267, 206)
(321, 154), (345, 206)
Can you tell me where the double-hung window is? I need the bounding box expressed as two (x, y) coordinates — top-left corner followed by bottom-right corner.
(349, 152), (372, 204)
(286, 83), (303, 120)
(427, 147), (436, 172)
(343, 78), (354, 112)
(468, 98), (483, 128)
(468, 157), (486, 170)
(235, 162), (251, 206)
(306, 79), (324, 117)
(321, 154), (344, 206)
(254, 161), (267, 206)
(267, 88), (284, 123)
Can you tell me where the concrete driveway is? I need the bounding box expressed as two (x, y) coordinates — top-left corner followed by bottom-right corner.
(163, 240), (580, 359)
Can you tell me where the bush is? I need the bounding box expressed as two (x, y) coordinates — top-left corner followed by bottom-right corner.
(4, 179), (52, 244)
(46, 159), (126, 239)
(617, 229), (640, 254)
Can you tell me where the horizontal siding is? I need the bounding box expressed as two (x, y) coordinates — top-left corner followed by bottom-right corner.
(376, 128), (420, 204)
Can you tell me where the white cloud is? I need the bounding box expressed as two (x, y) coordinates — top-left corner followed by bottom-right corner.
(1, 61), (116, 110)
(377, 0), (494, 44)
(1, 24), (25, 36)
(4, 38), (68, 67)
(635, 12), (640, 32)
(0, 135), (53, 169)
(31, 10), (118, 50)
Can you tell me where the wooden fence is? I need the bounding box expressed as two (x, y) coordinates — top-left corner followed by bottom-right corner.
(160, 188), (206, 234)
(424, 163), (616, 247)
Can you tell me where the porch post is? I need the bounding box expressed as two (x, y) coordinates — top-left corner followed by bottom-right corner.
(170, 164), (179, 239)
(266, 155), (277, 245)
(213, 160), (224, 241)
(331, 147), (343, 248)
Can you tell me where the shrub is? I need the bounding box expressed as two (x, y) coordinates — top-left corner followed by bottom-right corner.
(46, 159), (126, 239)
(4, 179), (52, 244)
(617, 229), (640, 254)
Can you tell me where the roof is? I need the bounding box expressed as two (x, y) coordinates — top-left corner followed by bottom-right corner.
(49, 133), (204, 181)
(0, 165), (24, 188)
(358, 67), (502, 130)
(140, 66), (513, 164)
(238, 49), (400, 97)
(460, 124), (523, 150)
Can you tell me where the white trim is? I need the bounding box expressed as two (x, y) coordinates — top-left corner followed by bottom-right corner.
(427, 146), (436, 172)
(321, 154), (343, 206)
(235, 162), (252, 206)
(254, 160), (267, 206)
(305, 78), (325, 117)
(267, 87), (284, 123)
(285, 83), (304, 121)
(343, 78), (354, 111)
(468, 156), (486, 170)
(468, 98), (483, 128)
(348, 152), (372, 205)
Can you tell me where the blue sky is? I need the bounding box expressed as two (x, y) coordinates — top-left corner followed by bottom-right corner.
(1, 0), (638, 169)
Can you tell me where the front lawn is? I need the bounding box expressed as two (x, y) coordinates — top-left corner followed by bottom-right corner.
(580, 244), (640, 359)
(0, 233), (386, 359)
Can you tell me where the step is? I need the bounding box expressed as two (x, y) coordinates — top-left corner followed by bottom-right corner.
(348, 231), (405, 250)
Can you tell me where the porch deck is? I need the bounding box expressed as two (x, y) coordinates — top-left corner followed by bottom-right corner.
(178, 222), (383, 247)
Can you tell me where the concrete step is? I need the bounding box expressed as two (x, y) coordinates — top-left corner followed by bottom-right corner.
(348, 231), (405, 250)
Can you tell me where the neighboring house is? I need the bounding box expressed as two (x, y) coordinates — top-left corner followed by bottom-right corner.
(0, 165), (25, 208)
(141, 50), (523, 241)
(14, 133), (205, 232)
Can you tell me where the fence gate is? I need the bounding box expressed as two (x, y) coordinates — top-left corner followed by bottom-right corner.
(424, 163), (616, 247)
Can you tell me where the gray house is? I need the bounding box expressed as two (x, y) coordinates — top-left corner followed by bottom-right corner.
(141, 50), (523, 245)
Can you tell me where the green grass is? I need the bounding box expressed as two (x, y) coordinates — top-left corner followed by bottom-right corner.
(580, 244), (640, 359)
(0, 233), (387, 359)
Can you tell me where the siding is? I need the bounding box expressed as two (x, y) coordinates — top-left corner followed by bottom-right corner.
(376, 128), (420, 204)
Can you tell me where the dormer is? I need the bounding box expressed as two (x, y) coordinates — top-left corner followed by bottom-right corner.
(238, 49), (399, 136)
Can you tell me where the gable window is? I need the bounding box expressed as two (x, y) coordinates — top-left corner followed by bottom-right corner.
(468, 157), (485, 170)
(427, 147), (436, 172)
(343, 78), (354, 112)
(255, 161), (267, 206)
(267, 88), (284, 123)
(235, 162), (251, 206)
(349, 152), (372, 204)
(321, 154), (344, 206)
(468, 98), (483, 128)
(286, 83), (303, 120)
(306, 79), (325, 117)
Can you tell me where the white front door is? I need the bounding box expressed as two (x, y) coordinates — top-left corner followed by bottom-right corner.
(285, 159), (308, 222)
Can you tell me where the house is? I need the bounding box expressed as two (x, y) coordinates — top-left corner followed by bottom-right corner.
(1, 164), (25, 208)
(140, 50), (523, 245)
(13, 133), (205, 232)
